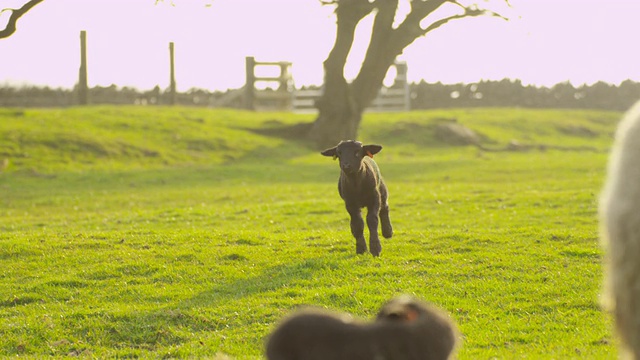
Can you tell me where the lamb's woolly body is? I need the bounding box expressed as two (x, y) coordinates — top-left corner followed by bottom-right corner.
(321, 140), (393, 256)
(338, 156), (382, 208)
(265, 296), (458, 360)
(601, 100), (640, 358)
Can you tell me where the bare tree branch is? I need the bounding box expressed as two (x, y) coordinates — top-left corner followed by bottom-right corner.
(311, 0), (512, 147)
(352, 0), (400, 108)
(0, 0), (44, 39)
(324, 0), (375, 72)
(335, 0), (376, 23)
(353, 0), (508, 109)
(319, 0), (375, 109)
(422, 6), (507, 35)
(446, 0), (468, 12)
(392, 0), (447, 48)
(391, 0), (508, 53)
(406, 0), (448, 22)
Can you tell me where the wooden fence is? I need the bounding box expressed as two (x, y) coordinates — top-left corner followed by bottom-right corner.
(14, 31), (411, 112)
(243, 57), (411, 113)
(243, 56), (293, 111)
(76, 31), (178, 106)
(291, 62), (410, 113)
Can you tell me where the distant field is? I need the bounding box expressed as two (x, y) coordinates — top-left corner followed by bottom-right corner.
(0, 106), (622, 358)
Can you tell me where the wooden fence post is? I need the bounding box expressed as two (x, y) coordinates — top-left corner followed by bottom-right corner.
(78, 30), (89, 105)
(169, 42), (176, 105)
(244, 56), (255, 110)
(395, 62), (410, 111)
(279, 62), (289, 91)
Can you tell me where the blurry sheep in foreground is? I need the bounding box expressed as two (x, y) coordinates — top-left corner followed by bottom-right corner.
(265, 295), (458, 360)
(600, 100), (640, 358)
(321, 140), (393, 256)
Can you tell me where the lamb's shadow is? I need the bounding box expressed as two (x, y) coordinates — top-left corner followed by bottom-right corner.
(243, 121), (313, 142)
(227, 121), (316, 164)
(179, 255), (341, 308)
(73, 256), (346, 350)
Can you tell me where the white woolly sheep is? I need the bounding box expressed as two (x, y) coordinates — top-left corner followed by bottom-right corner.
(600, 100), (640, 358)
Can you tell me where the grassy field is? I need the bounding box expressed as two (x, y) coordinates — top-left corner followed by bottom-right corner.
(0, 106), (622, 358)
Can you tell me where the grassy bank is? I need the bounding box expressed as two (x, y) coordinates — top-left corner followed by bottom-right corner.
(0, 106), (621, 358)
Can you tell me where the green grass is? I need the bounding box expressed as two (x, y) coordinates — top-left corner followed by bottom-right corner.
(0, 106), (622, 358)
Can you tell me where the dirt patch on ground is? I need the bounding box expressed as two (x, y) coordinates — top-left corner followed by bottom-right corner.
(245, 120), (313, 141)
(433, 121), (481, 146)
(477, 139), (601, 153)
(381, 118), (485, 147)
(557, 125), (598, 138)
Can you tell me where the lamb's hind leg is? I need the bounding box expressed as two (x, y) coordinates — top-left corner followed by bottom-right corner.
(379, 182), (393, 239)
(347, 205), (367, 254)
(380, 204), (392, 239)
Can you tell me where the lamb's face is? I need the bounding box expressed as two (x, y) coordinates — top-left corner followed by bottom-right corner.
(335, 141), (365, 175)
(320, 141), (382, 176)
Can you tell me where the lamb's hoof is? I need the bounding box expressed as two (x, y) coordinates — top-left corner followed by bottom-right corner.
(369, 243), (382, 257)
(382, 226), (393, 239)
(356, 245), (367, 255)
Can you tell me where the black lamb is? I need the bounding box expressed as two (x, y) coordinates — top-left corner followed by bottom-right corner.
(265, 295), (459, 360)
(321, 140), (392, 256)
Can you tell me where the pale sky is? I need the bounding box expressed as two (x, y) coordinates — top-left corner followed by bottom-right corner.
(1, 0), (639, 91)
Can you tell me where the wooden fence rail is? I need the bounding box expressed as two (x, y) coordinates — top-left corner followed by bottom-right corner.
(243, 57), (411, 112)
(244, 56), (293, 111)
(25, 32), (412, 112)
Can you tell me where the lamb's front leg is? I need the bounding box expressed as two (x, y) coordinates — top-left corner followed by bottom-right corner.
(366, 205), (382, 257)
(347, 204), (367, 254)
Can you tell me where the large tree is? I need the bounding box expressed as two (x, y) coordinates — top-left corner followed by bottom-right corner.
(309, 0), (507, 148)
(0, 0), (43, 39)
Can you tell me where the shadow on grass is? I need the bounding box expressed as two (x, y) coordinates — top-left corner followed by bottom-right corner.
(179, 256), (339, 307)
(57, 256), (342, 354)
(227, 121), (318, 164)
(241, 121), (313, 142)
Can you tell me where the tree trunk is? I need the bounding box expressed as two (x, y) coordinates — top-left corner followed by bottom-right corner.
(308, 0), (399, 149)
(307, 0), (373, 149)
(309, 80), (362, 149)
(307, 0), (504, 149)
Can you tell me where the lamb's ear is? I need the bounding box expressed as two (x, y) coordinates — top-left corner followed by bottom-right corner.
(393, 306), (420, 323)
(363, 144), (382, 158)
(321, 147), (338, 160)
(378, 305), (419, 323)
(403, 307), (419, 322)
